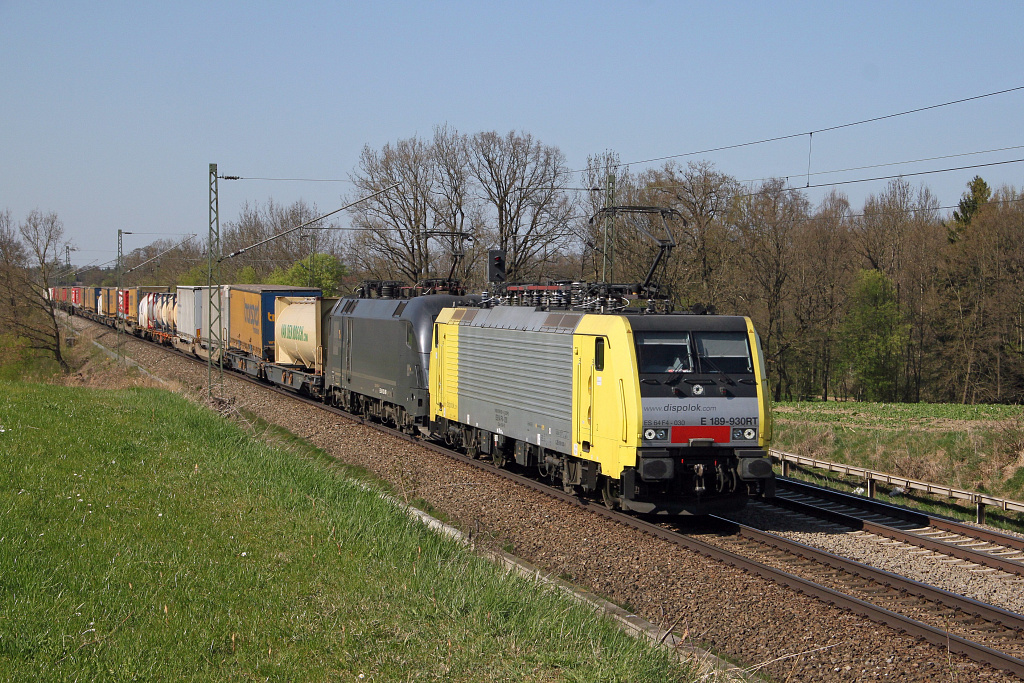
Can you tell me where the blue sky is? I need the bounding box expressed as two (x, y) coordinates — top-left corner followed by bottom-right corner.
(2, 1), (1023, 264)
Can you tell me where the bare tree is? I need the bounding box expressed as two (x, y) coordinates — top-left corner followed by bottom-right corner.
(468, 131), (575, 282)
(347, 137), (437, 284)
(731, 179), (810, 399)
(936, 185), (1024, 403)
(851, 178), (915, 287)
(428, 125), (486, 288)
(644, 161), (741, 306)
(0, 209), (71, 373)
(896, 186), (943, 402)
(220, 199), (340, 283)
(788, 190), (854, 399)
(120, 236), (206, 286)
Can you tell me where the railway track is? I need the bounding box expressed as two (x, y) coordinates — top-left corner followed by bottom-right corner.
(79, 316), (1024, 678)
(770, 478), (1024, 578)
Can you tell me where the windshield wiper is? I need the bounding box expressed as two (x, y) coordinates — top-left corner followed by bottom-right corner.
(697, 355), (725, 374)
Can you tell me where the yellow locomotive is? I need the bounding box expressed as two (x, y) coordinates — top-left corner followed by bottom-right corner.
(430, 299), (774, 514)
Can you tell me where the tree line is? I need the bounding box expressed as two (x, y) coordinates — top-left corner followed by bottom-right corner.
(3, 126), (1022, 404)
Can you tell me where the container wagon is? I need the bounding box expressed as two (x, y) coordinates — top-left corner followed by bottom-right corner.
(224, 284), (320, 376)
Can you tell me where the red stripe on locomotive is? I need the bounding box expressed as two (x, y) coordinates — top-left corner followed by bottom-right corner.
(670, 425), (731, 443)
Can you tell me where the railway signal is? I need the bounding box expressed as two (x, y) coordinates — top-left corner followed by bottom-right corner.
(488, 249), (506, 283)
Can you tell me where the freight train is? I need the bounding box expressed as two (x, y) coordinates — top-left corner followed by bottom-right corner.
(51, 279), (774, 514)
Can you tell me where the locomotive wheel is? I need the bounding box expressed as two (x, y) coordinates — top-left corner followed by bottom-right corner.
(601, 479), (620, 510)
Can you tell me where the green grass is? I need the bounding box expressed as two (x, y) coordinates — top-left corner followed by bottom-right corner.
(0, 381), (696, 681)
(773, 400), (1022, 425)
(772, 400), (1024, 527)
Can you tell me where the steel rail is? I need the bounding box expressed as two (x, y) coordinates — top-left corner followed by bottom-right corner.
(74, 313), (1024, 679)
(779, 477), (1024, 548)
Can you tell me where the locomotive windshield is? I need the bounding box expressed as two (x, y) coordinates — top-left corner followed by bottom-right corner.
(636, 331), (752, 374)
(635, 332), (692, 373)
(692, 331), (753, 373)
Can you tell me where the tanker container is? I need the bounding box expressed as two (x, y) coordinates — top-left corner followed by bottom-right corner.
(139, 292), (167, 330)
(123, 287), (168, 325)
(139, 294), (153, 328)
(158, 292), (177, 332)
(274, 296), (340, 372)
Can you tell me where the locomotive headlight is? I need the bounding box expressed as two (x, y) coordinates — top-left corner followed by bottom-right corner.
(743, 428), (756, 440)
(691, 384), (704, 396)
(643, 428), (669, 441)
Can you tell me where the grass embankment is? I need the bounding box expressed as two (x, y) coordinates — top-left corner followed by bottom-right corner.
(773, 401), (1024, 519)
(0, 334), (63, 383)
(0, 381), (694, 681)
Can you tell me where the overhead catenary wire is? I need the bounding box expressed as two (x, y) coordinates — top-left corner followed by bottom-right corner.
(521, 144), (1024, 193)
(631, 157), (1024, 197)
(123, 234), (197, 276)
(573, 84), (1024, 175)
(751, 157), (1024, 194)
(737, 144), (1024, 185)
(219, 176), (352, 182)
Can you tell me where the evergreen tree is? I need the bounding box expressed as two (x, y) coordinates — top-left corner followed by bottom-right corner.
(948, 175), (991, 242)
(839, 270), (908, 401)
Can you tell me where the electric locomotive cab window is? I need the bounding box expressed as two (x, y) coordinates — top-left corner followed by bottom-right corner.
(635, 332), (692, 373)
(693, 332), (753, 374)
(595, 337), (605, 371)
